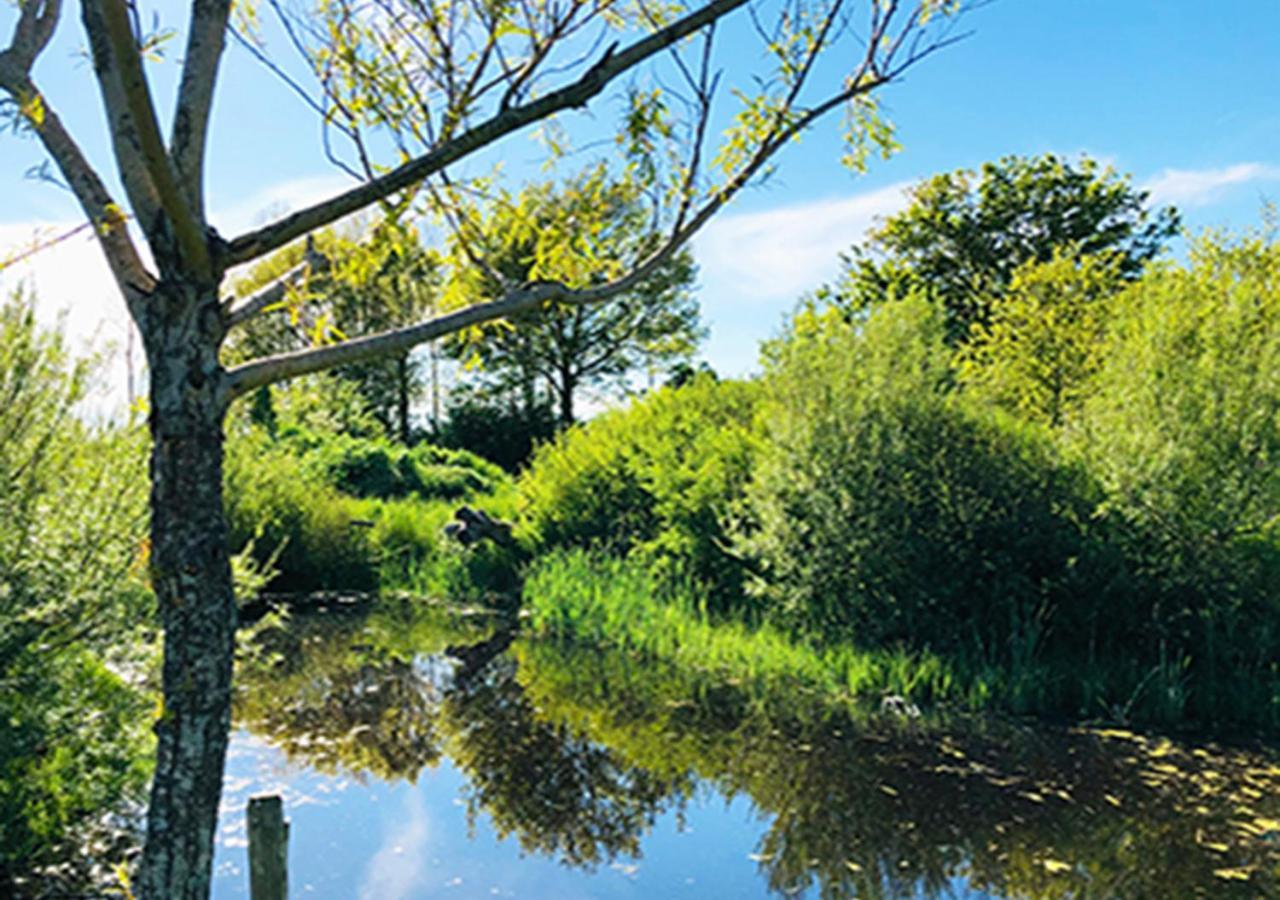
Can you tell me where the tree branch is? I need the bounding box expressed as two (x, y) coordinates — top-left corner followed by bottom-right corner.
(79, 0), (166, 247)
(222, 239), (330, 326)
(170, 0), (233, 215)
(227, 0), (965, 398)
(3, 0), (61, 71)
(0, 1), (155, 299)
(92, 0), (211, 277)
(222, 0), (751, 268)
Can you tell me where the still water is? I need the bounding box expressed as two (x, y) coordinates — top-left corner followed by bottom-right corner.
(212, 598), (1280, 898)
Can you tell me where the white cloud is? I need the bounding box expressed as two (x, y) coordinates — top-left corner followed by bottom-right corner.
(209, 173), (355, 238)
(694, 181), (911, 303)
(0, 221), (138, 418)
(358, 790), (431, 900)
(1143, 162), (1280, 208)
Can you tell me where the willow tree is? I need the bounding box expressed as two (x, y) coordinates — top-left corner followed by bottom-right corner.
(0, 0), (964, 895)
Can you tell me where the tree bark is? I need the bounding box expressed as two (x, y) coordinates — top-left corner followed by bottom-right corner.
(555, 365), (576, 428)
(136, 282), (236, 900)
(396, 353), (411, 444)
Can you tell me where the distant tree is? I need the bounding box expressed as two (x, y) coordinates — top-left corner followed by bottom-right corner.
(833, 153), (1179, 341)
(433, 383), (557, 472)
(957, 249), (1126, 427)
(443, 170), (703, 427)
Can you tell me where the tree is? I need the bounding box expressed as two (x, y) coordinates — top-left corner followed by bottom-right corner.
(444, 169), (703, 427)
(834, 153), (1179, 341)
(0, 0), (964, 894)
(957, 249), (1126, 428)
(226, 213), (441, 443)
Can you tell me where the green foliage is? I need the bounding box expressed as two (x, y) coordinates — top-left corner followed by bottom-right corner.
(518, 374), (759, 611)
(741, 298), (1112, 663)
(525, 550), (962, 704)
(432, 385), (558, 472)
(958, 250), (1126, 427)
(223, 416), (518, 599)
(0, 290), (153, 885)
(226, 214), (440, 442)
(1074, 232), (1280, 719)
(223, 427), (376, 592)
(835, 153), (1178, 342)
(1, 651), (152, 883)
(291, 431), (505, 502)
(441, 166), (704, 426)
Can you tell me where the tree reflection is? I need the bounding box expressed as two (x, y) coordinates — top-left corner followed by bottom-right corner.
(515, 640), (1280, 899)
(234, 600), (689, 869)
(234, 603), (451, 781)
(233, 601), (1280, 897)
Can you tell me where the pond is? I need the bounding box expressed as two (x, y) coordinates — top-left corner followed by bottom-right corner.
(212, 597), (1280, 898)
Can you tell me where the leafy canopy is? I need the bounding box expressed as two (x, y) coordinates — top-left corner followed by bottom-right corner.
(832, 153), (1179, 341)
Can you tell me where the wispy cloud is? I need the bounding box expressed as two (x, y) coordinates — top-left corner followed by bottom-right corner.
(1143, 162), (1280, 208)
(694, 182), (911, 303)
(210, 173), (357, 238)
(358, 790), (431, 900)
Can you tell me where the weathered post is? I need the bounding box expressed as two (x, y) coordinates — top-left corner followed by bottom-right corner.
(247, 794), (288, 900)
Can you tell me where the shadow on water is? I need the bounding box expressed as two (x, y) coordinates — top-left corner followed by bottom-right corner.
(230, 598), (1280, 898)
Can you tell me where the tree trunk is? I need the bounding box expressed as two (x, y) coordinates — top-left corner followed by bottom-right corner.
(136, 281), (236, 900)
(555, 367), (576, 428)
(396, 353), (411, 444)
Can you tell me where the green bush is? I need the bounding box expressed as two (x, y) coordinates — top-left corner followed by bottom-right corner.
(223, 429), (377, 592)
(0, 290), (153, 885)
(1074, 233), (1280, 723)
(518, 375), (759, 611)
(739, 298), (1117, 662)
(1, 652), (152, 883)
(223, 423), (519, 596)
(274, 428), (503, 502)
(432, 387), (558, 472)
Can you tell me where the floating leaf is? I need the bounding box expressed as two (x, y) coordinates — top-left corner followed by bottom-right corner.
(1213, 867), (1253, 881)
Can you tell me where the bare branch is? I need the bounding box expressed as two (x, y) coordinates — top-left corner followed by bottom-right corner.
(77, 0), (168, 247)
(0, 3), (155, 298)
(2, 0), (61, 72)
(222, 0), (752, 268)
(170, 0), (233, 214)
(92, 0), (211, 277)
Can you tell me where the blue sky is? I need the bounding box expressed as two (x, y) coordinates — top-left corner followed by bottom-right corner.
(3, 0), (1280, 407)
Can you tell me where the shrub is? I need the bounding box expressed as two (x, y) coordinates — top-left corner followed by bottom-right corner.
(433, 388), (558, 472)
(223, 424), (518, 596)
(518, 375), (760, 611)
(0, 290), (153, 885)
(738, 298), (1116, 661)
(1074, 232), (1280, 723)
(223, 429), (376, 591)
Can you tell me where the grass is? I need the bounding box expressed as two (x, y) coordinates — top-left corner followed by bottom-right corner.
(523, 549), (1280, 732)
(524, 548), (976, 707)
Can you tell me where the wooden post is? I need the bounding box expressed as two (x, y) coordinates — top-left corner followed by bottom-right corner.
(247, 794), (288, 900)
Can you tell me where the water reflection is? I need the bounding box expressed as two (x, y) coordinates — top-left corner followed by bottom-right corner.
(229, 600), (1280, 897)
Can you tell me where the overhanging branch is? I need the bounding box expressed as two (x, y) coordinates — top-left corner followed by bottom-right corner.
(0, 0), (155, 299)
(226, 0), (965, 399)
(222, 240), (330, 326)
(222, 0), (751, 268)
